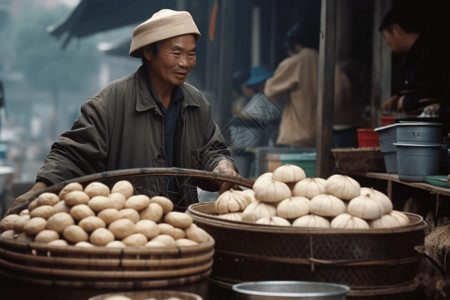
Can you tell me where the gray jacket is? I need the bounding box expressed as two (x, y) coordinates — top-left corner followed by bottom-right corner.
(37, 66), (233, 209)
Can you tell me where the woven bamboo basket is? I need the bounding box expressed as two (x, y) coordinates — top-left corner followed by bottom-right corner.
(89, 289), (203, 300)
(7, 167), (254, 215)
(331, 147), (386, 173)
(0, 236), (214, 287)
(0, 168), (253, 300)
(187, 202), (426, 299)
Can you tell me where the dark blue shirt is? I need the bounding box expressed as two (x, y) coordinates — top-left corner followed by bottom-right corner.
(147, 81), (183, 167)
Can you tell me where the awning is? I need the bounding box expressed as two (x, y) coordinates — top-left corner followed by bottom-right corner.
(48, 0), (176, 48)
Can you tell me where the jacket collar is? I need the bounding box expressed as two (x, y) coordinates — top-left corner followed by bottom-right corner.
(135, 65), (201, 112)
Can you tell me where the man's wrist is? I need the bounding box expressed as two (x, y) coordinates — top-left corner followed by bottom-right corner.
(32, 181), (49, 193)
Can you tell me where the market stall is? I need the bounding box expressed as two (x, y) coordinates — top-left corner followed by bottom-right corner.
(0, 167), (427, 299)
(2, 0), (449, 299)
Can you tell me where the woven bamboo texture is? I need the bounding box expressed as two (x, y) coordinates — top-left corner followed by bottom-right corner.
(0, 234), (214, 288)
(0, 168), (252, 290)
(187, 202), (426, 291)
(331, 147), (386, 173)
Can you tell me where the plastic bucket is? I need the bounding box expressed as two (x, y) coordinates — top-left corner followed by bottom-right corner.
(279, 153), (316, 177)
(232, 281), (350, 300)
(382, 151), (398, 173)
(395, 143), (442, 181)
(374, 124), (397, 153)
(380, 115), (396, 126)
(263, 148), (315, 175)
(357, 128), (380, 147)
(375, 124), (398, 173)
(396, 122), (443, 145)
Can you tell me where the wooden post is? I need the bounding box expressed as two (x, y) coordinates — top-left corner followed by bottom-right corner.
(215, 0), (236, 128)
(371, 0), (392, 128)
(316, 0), (336, 178)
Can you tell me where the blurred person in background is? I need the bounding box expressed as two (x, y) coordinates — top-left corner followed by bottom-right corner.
(378, 7), (450, 117)
(10, 9), (238, 213)
(245, 64), (274, 96)
(231, 64), (274, 119)
(439, 74), (450, 137)
(231, 69), (251, 119)
(263, 22), (352, 148)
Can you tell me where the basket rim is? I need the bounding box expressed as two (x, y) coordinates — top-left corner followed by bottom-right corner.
(187, 202), (426, 235)
(0, 234), (215, 255)
(8, 167), (255, 215)
(0, 256), (213, 279)
(0, 244), (214, 268)
(331, 147), (382, 153)
(44, 167), (255, 191)
(89, 289), (203, 300)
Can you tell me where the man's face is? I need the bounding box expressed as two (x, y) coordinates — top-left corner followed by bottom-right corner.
(381, 25), (408, 54)
(147, 34), (197, 87)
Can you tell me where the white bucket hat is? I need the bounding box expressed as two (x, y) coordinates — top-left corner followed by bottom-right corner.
(129, 9), (201, 58)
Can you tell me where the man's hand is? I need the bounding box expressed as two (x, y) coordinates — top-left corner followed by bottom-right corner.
(212, 159), (240, 194)
(421, 103), (439, 117)
(397, 95), (405, 111)
(6, 181), (48, 215)
(380, 94), (400, 112)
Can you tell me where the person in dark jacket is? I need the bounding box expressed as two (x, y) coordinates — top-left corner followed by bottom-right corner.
(439, 74), (450, 137)
(378, 8), (449, 115)
(11, 9), (238, 212)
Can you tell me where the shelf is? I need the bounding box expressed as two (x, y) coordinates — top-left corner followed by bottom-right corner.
(348, 172), (450, 197)
(343, 172), (450, 220)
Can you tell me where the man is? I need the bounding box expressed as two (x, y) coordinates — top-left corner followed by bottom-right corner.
(439, 74), (450, 137)
(263, 22), (352, 148)
(12, 9), (238, 212)
(378, 8), (448, 115)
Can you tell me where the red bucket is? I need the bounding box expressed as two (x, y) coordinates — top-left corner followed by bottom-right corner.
(357, 128), (380, 147)
(380, 115), (396, 126)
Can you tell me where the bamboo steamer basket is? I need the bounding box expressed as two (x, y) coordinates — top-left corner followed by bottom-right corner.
(0, 168), (253, 300)
(187, 202), (426, 299)
(89, 289), (203, 300)
(0, 236), (214, 287)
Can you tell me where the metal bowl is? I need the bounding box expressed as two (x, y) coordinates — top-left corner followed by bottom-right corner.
(232, 281), (350, 300)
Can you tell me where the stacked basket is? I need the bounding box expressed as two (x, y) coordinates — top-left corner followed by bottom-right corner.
(0, 168), (252, 300)
(0, 235), (214, 289)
